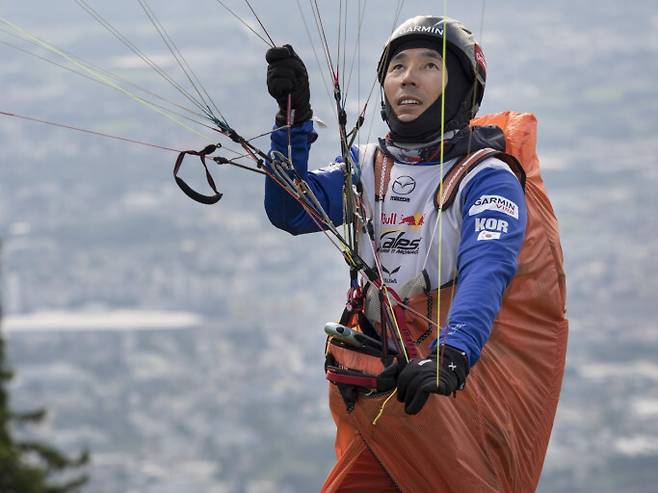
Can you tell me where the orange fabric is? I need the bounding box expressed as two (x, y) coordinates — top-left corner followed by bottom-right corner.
(321, 430), (399, 492)
(325, 112), (568, 493)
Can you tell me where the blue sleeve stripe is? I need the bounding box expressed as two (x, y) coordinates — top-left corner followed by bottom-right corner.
(264, 121), (347, 235)
(441, 166), (527, 366)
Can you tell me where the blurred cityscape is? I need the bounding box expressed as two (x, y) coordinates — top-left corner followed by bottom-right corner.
(1, 1), (658, 492)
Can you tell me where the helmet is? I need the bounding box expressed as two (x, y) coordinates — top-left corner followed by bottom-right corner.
(377, 16), (487, 126)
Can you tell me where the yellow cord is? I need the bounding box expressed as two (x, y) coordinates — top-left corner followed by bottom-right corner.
(372, 389), (397, 426)
(436, 8), (449, 389)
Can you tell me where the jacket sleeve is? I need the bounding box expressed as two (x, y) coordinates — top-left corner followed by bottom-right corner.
(264, 120), (347, 235)
(439, 166), (527, 367)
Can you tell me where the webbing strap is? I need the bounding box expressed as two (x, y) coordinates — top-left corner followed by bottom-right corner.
(173, 144), (223, 204)
(370, 279), (420, 360)
(371, 147), (526, 213)
(373, 150), (393, 202)
(326, 367), (378, 389)
(392, 303), (419, 359)
(435, 148), (498, 210)
(435, 148), (527, 210)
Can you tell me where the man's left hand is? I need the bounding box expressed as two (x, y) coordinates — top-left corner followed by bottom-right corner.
(396, 345), (469, 415)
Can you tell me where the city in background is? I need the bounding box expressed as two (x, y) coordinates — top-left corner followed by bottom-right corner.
(1, 1), (658, 492)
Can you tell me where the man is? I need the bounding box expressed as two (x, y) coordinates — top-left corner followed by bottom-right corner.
(264, 15), (564, 493)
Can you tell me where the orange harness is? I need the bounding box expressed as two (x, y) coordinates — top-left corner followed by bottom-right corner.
(323, 112), (568, 493)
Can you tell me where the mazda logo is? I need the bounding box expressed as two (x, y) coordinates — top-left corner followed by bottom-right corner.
(392, 176), (416, 195)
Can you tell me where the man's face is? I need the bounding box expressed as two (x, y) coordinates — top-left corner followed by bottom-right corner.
(383, 48), (448, 122)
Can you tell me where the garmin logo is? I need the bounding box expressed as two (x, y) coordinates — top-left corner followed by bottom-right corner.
(468, 195), (519, 219)
(396, 25), (444, 37)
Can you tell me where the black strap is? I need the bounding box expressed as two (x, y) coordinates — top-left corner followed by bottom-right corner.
(173, 144), (223, 205)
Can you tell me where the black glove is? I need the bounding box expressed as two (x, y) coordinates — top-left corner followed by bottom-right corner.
(376, 357), (406, 393)
(266, 44), (312, 126)
(393, 345), (469, 415)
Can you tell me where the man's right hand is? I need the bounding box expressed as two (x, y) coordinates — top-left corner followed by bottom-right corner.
(266, 44), (312, 126)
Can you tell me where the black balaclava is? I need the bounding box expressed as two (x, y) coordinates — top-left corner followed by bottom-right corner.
(382, 39), (470, 144)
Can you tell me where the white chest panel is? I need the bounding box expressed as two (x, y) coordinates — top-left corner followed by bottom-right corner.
(356, 143), (513, 291)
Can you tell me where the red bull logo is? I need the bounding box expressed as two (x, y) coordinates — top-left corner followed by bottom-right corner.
(399, 213), (424, 229)
(381, 212), (398, 225)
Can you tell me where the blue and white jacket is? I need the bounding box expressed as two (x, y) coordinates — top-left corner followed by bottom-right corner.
(265, 120), (527, 367)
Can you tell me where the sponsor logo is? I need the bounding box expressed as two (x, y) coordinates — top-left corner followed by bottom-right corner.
(381, 212), (424, 228)
(382, 265), (401, 276)
(468, 195), (519, 219)
(381, 212), (397, 225)
(379, 230), (421, 255)
(477, 230), (501, 241)
(399, 213), (424, 229)
(474, 44), (487, 73)
(392, 175), (416, 195)
(475, 217), (508, 233)
(390, 196), (410, 202)
(382, 265), (401, 284)
(396, 24), (444, 37)
(417, 358), (433, 366)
